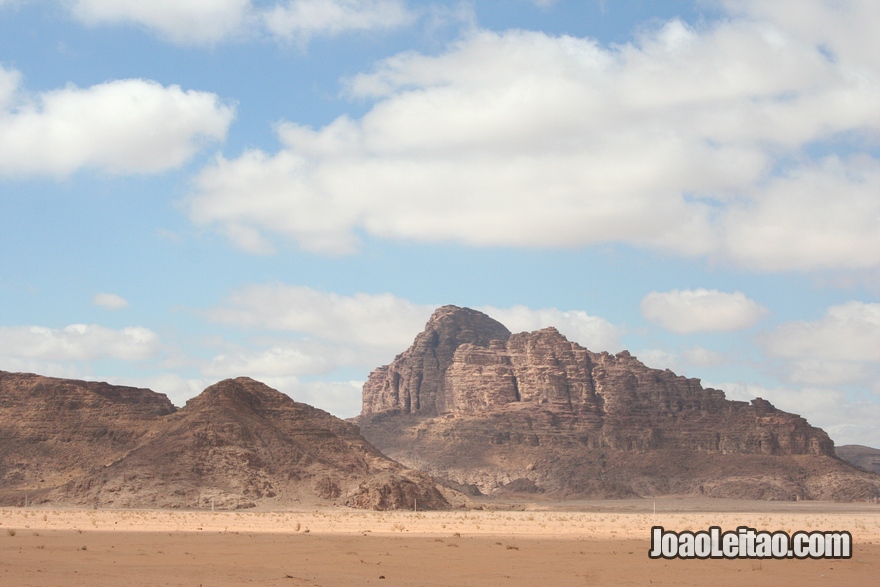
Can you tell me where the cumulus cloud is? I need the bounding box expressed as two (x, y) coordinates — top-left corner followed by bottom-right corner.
(92, 292), (129, 311)
(66, 0), (255, 45)
(63, 0), (416, 46)
(641, 288), (768, 333)
(762, 301), (880, 387)
(109, 373), (209, 408)
(206, 284), (624, 352)
(478, 304), (621, 351)
(259, 377), (364, 418)
(722, 156), (880, 271)
(0, 324), (160, 361)
(204, 340), (350, 378)
(187, 1), (880, 272)
(263, 0), (415, 44)
(0, 67), (234, 176)
(205, 284), (435, 350)
(634, 346), (727, 374)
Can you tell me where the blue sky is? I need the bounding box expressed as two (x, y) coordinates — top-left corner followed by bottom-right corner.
(2, 0), (880, 447)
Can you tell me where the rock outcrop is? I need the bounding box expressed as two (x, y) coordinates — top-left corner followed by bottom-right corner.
(0, 371), (175, 501)
(362, 305), (511, 416)
(356, 306), (880, 501)
(0, 372), (453, 510)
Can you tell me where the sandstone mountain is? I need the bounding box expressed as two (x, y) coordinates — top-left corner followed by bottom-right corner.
(0, 372), (451, 510)
(355, 306), (880, 501)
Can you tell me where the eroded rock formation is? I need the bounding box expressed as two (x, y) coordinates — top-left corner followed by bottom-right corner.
(357, 306), (880, 500)
(362, 305), (511, 416)
(0, 372), (453, 510)
(0, 371), (175, 500)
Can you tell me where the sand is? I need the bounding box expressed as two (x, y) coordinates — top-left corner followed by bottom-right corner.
(2, 499), (879, 586)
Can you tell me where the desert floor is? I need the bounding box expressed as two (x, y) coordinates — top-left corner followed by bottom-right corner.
(2, 498), (879, 586)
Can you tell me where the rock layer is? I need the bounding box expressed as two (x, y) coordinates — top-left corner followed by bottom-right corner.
(362, 305), (511, 416)
(0, 372), (452, 510)
(0, 371), (175, 500)
(357, 306), (880, 500)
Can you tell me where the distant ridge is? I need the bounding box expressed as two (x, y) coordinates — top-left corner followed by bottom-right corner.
(355, 306), (880, 501)
(836, 445), (880, 475)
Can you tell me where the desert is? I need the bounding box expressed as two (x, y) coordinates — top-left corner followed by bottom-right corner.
(4, 306), (880, 584)
(3, 498), (880, 586)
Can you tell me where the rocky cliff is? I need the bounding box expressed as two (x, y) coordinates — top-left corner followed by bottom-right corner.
(0, 372), (453, 510)
(357, 306), (880, 501)
(363, 305), (512, 416)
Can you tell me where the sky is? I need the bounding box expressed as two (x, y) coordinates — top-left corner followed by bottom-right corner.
(1, 0), (879, 447)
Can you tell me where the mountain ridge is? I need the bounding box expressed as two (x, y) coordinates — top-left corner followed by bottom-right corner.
(355, 305), (880, 501)
(0, 372), (453, 510)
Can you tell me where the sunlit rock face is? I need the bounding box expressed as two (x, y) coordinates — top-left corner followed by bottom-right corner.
(357, 306), (880, 501)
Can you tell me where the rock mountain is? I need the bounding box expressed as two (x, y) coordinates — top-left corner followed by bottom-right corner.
(356, 305), (880, 501)
(0, 372), (451, 510)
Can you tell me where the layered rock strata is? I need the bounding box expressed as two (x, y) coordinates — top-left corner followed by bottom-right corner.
(0, 372), (452, 510)
(357, 306), (880, 500)
(0, 371), (175, 499)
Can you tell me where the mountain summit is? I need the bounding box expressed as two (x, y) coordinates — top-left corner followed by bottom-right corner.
(356, 306), (880, 500)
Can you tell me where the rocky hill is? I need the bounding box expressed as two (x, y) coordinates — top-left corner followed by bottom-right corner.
(836, 445), (880, 475)
(355, 306), (880, 501)
(0, 372), (452, 510)
(0, 371), (175, 503)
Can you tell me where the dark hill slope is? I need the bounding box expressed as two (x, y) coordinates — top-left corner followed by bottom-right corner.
(0, 372), (451, 510)
(55, 378), (450, 510)
(0, 371), (175, 502)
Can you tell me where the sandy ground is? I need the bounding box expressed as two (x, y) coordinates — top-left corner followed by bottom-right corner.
(2, 499), (879, 586)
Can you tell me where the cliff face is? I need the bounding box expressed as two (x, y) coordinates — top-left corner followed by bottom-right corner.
(357, 307), (878, 500)
(362, 305), (511, 416)
(0, 372), (453, 510)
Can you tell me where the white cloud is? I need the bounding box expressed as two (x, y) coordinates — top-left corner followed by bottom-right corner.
(635, 346), (726, 373)
(205, 284), (435, 350)
(204, 341), (349, 378)
(0, 65), (19, 109)
(635, 348), (680, 372)
(0, 324), (160, 361)
(64, 0), (416, 46)
(478, 304), (621, 351)
(717, 381), (880, 448)
(641, 288), (768, 333)
(722, 156), (880, 271)
(66, 0), (255, 45)
(762, 301), (880, 387)
(261, 377), (364, 418)
(108, 373), (209, 408)
(681, 346), (726, 367)
(263, 0), (415, 44)
(93, 292), (129, 311)
(0, 68), (234, 176)
(206, 284), (625, 354)
(188, 3), (880, 272)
